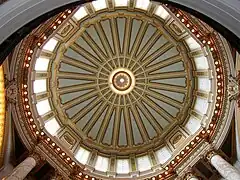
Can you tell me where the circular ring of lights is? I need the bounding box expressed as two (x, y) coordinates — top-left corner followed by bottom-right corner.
(12, 1), (233, 179)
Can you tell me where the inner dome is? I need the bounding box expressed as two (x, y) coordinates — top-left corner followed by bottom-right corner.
(49, 6), (195, 155)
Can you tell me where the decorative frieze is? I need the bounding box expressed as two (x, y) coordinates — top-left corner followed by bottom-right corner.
(228, 75), (239, 102)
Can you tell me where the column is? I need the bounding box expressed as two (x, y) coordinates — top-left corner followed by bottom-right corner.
(206, 151), (240, 180)
(184, 172), (199, 180)
(5, 153), (41, 180)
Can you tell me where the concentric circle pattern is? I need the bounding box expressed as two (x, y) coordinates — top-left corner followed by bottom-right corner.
(50, 10), (193, 154)
(109, 68), (135, 94)
(112, 71), (132, 91)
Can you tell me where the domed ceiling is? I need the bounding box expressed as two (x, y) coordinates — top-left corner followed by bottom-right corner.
(11, 0), (234, 179)
(50, 5), (194, 155)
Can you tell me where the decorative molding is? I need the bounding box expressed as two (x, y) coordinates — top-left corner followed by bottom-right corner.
(5, 78), (17, 104)
(35, 143), (71, 179)
(175, 141), (210, 176)
(227, 75), (240, 108)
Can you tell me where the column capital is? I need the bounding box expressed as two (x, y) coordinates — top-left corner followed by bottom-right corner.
(184, 172), (199, 180)
(183, 167), (199, 180)
(29, 151), (45, 166)
(205, 150), (218, 162)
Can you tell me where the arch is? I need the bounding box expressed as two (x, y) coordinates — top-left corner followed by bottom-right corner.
(0, 0), (240, 63)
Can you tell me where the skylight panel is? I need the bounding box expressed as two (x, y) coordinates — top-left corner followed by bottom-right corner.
(116, 159), (130, 174)
(33, 79), (47, 93)
(73, 7), (88, 20)
(156, 146), (171, 164)
(115, 0), (128, 7)
(43, 38), (58, 52)
(185, 116), (201, 135)
(45, 118), (60, 135)
(92, 0), (107, 11)
(36, 99), (51, 116)
(194, 55), (209, 70)
(135, 0), (150, 10)
(75, 147), (90, 165)
(35, 57), (50, 71)
(95, 156), (109, 172)
(198, 78), (211, 92)
(155, 5), (169, 20)
(137, 156), (151, 171)
(194, 97), (208, 114)
(185, 37), (201, 51)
